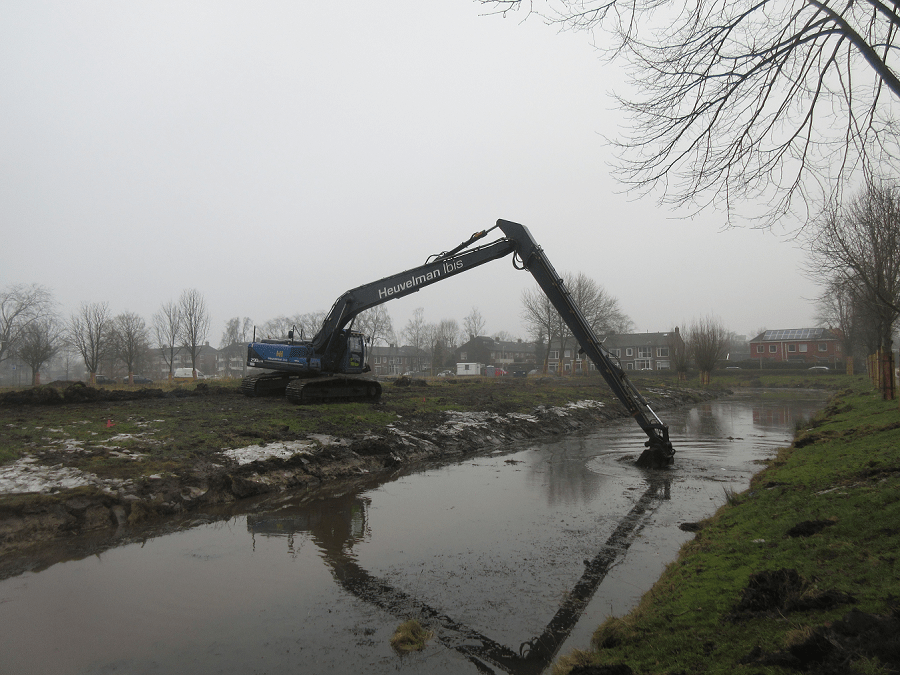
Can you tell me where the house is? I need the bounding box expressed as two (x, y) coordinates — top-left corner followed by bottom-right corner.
(546, 331), (681, 372)
(369, 345), (430, 375)
(454, 337), (537, 373)
(749, 328), (843, 364)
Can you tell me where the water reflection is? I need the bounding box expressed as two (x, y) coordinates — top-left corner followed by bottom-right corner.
(247, 477), (672, 674)
(527, 441), (607, 507)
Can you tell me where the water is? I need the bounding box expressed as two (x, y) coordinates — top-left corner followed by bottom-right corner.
(0, 390), (827, 675)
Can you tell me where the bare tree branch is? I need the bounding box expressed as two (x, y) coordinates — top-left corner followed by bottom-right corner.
(480, 0), (900, 225)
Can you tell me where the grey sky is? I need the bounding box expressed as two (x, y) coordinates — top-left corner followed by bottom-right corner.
(1, 1), (817, 345)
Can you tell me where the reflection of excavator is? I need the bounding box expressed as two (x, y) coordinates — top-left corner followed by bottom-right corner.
(243, 219), (674, 466)
(246, 477), (673, 674)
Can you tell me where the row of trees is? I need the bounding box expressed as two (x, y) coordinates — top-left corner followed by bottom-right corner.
(4, 274), (738, 385)
(0, 285), (211, 385)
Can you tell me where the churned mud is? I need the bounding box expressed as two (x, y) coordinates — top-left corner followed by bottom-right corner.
(0, 377), (716, 577)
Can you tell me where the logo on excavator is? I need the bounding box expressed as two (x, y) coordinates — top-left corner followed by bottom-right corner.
(377, 259), (464, 299)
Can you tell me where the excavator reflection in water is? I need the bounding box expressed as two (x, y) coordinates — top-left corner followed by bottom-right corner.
(247, 476), (672, 675)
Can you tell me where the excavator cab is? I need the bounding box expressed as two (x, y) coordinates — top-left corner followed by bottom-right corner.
(344, 333), (367, 373)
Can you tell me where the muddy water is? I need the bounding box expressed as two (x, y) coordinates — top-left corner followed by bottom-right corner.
(0, 390), (827, 675)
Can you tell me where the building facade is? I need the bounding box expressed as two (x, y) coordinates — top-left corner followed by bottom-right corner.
(749, 328), (843, 364)
(369, 345), (430, 375)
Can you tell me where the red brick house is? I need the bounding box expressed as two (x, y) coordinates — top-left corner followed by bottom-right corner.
(749, 328), (843, 365)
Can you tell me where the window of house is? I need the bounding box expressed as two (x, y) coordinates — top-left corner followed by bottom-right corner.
(756, 345), (764, 353)
(549, 351), (559, 359)
(657, 360), (670, 369)
(657, 347), (669, 357)
(626, 348), (633, 357)
(460, 352), (467, 361)
(769, 345), (777, 353)
(799, 344), (807, 352)
(549, 363), (558, 372)
(818, 342), (827, 352)
(788, 344), (796, 352)
(635, 359), (652, 369)
(564, 349), (572, 358)
(638, 347), (652, 358)
(626, 362), (634, 370)
(611, 348), (621, 357)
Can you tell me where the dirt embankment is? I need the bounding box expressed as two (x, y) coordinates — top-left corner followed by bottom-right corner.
(0, 379), (716, 573)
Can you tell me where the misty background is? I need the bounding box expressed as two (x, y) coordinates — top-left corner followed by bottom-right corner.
(1, 1), (816, 341)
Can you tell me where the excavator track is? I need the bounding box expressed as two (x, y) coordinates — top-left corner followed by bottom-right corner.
(286, 376), (382, 404)
(240, 373), (297, 397)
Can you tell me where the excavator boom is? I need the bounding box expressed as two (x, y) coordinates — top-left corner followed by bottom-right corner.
(245, 219), (674, 466)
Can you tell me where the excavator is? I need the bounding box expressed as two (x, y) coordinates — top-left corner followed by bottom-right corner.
(242, 219), (675, 467)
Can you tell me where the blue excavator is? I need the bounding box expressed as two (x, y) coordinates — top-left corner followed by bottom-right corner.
(242, 219), (675, 467)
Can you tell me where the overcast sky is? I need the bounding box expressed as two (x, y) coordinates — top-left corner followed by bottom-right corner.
(1, 1), (818, 345)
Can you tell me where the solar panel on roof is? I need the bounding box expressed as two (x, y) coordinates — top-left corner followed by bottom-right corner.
(762, 328), (824, 341)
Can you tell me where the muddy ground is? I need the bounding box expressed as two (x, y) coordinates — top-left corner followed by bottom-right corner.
(0, 376), (716, 579)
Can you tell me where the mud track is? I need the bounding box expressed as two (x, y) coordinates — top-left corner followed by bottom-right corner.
(0, 378), (716, 579)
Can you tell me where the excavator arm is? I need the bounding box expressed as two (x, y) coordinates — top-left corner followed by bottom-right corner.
(301, 219), (674, 467)
(495, 220), (674, 466)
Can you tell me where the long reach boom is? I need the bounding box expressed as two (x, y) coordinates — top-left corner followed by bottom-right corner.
(245, 219), (675, 467)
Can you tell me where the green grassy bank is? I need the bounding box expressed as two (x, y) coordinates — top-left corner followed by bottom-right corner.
(554, 384), (900, 675)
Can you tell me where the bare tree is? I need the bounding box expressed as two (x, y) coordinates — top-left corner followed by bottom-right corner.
(178, 289), (210, 379)
(261, 311), (326, 341)
(432, 318), (462, 370)
(815, 276), (865, 374)
(68, 302), (113, 384)
(354, 306), (395, 348)
(521, 286), (556, 373)
(667, 327), (690, 381)
(0, 283), (54, 366)
(113, 312), (150, 384)
(402, 307), (429, 372)
(567, 272), (633, 335)
(481, 0), (900, 224)
(220, 316), (253, 349)
(687, 315), (729, 385)
(16, 316), (62, 386)
(153, 301), (182, 381)
(217, 316), (253, 378)
(807, 180), (900, 347)
(463, 307), (486, 340)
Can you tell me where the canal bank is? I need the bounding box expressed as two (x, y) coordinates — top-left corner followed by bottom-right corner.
(0, 377), (717, 574)
(553, 384), (900, 675)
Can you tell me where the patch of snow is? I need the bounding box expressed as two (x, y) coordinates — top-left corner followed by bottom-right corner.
(223, 440), (317, 466)
(307, 434), (347, 447)
(565, 399), (605, 410)
(0, 454), (127, 494)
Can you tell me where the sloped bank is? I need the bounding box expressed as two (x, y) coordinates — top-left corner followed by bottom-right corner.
(552, 384), (900, 675)
(0, 384), (716, 572)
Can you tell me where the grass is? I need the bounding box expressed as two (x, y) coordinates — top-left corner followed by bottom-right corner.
(389, 619), (433, 653)
(551, 383), (900, 674)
